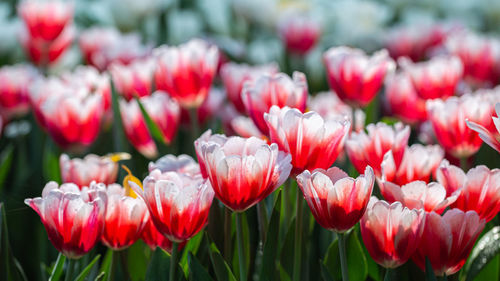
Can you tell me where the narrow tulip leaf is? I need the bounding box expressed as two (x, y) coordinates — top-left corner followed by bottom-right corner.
(425, 257), (437, 281)
(278, 263), (292, 281)
(188, 252), (215, 281)
(323, 231), (368, 281)
(47, 253), (66, 281)
(207, 234), (237, 281)
(145, 248), (170, 281)
(463, 226), (500, 281)
(74, 254), (101, 281)
(42, 139), (61, 183)
(259, 192), (282, 280)
(473, 254), (499, 281)
(126, 241), (149, 281)
(97, 248), (113, 281)
(279, 218), (296, 277)
(180, 231), (204, 276)
(320, 261), (336, 281)
(136, 97), (167, 145)
(0, 144), (13, 192)
(0, 203), (28, 281)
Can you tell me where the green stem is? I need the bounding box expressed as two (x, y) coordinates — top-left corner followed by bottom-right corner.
(384, 268), (392, 281)
(257, 201), (269, 242)
(338, 233), (350, 281)
(107, 251), (117, 281)
(224, 207), (232, 261)
(282, 179), (292, 228)
(189, 107), (199, 156)
(64, 258), (75, 281)
(292, 188), (304, 281)
(236, 213), (247, 281)
(460, 157), (469, 172)
(170, 242), (179, 281)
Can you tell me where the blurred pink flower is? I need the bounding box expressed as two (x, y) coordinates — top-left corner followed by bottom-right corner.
(60, 154), (118, 188)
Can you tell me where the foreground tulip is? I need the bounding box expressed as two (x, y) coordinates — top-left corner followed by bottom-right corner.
(323, 46), (395, 107)
(132, 169), (214, 242)
(278, 12), (321, 55)
(379, 181), (458, 214)
(467, 103), (500, 153)
(194, 130), (229, 178)
(154, 39), (219, 108)
(446, 31), (500, 87)
(60, 154), (118, 188)
(400, 56), (463, 100)
(265, 106), (350, 174)
(220, 62), (278, 113)
(297, 166), (374, 232)
(0, 64), (38, 120)
(101, 184), (148, 250)
(199, 135), (292, 211)
(412, 209), (485, 276)
(427, 92), (497, 158)
(437, 160), (500, 222)
(25, 182), (106, 259)
(110, 57), (155, 101)
(242, 71), (308, 135)
(381, 144), (444, 185)
(346, 122), (410, 176)
(120, 91), (180, 158)
(360, 198), (425, 268)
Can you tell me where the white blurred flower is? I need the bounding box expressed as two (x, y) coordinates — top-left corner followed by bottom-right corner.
(0, 3), (22, 58)
(247, 38), (283, 65)
(167, 10), (203, 44)
(232, 0), (278, 28)
(107, 0), (171, 31)
(196, 0), (231, 35)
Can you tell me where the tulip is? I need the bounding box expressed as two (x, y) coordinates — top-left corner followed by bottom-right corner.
(198, 135), (292, 212)
(0, 64), (38, 120)
(446, 31), (500, 87)
(194, 130), (229, 178)
(119, 91), (180, 158)
(385, 71), (427, 124)
(278, 12), (321, 55)
(180, 87), (226, 125)
(141, 217), (188, 253)
(399, 56), (463, 100)
(79, 27), (151, 71)
(220, 62), (278, 113)
(131, 169), (214, 242)
(360, 198), (425, 268)
(467, 102), (500, 153)
(154, 39), (219, 108)
(426, 92), (498, 158)
(346, 122), (410, 176)
(381, 144), (444, 185)
(297, 166), (374, 232)
(379, 181), (458, 214)
(323, 46), (395, 107)
(148, 154), (200, 176)
(25, 181), (106, 259)
(110, 57), (156, 101)
(101, 184), (148, 250)
(264, 106), (350, 174)
(60, 154), (118, 188)
(242, 71), (308, 135)
(412, 209), (485, 276)
(437, 160), (500, 222)
(20, 25), (74, 66)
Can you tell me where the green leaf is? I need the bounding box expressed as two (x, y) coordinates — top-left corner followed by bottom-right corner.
(462, 226), (500, 281)
(47, 253), (66, 281)
(110, 80), (127, 154)
(278, 263), (292, 281)
(425, 257), (437, 281)
(126, 241), (149, 281)
(42, 139), (61, 183)
(207, 234), (237, 281)
(180, 231), (204, 276)
(146, 248), (170, 281)
(0, 203), (28, 281)
(320, 262), (336, 281)
(136, 97), (167, 145)
(259, 191), (281, 280)
(188, 252), (215, 281)
(474, 254), (499, 281)
(98, 249), (113, 281)
(323, 231), (368, 281)
(0, 144), (14, 191)
(75, 254), (101, 281)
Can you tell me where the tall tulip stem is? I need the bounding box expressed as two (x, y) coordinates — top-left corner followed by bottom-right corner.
(338, 233), (350, 281)
(224, 207), (232, 260)
(64, 258), (75, 281)
(170, 242), (179, 281)
(236, 212), (247, 281)
(292, 188), (304, 281)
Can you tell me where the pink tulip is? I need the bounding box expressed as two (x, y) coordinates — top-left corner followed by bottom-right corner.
(0, 64), (38, 121)
(60, 154), (118, 188)
(278, 13), (321, 55)
(467, 103), (500, 153)
(110, 57), (156, 101)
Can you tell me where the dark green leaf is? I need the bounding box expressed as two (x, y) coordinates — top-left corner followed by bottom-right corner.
(126, 241), (149, 281)
(0, 144), (14, 191)
(75, 254), (101, 281)
(207, 234), (237, 281)
(323, 231), (368, 281)
(98, 249), (113, 281)
(425, 257), (437, 281)
(48, 253), (66, 281)
(0, 203), (28, 281)
(474, 254), (499, 281)
(259, 191), (281, 280)
(145, 248), (170, 281)
(320, 262), (336, 281)
(136, 97), (166, 145)
(463, 226), (500, 281)
(42, 139), (61, 183)
(188, 252), (215, 281)
(180, 231), (204, 276)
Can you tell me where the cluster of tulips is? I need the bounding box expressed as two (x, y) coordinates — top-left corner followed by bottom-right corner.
(1, 0), (500, 281)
